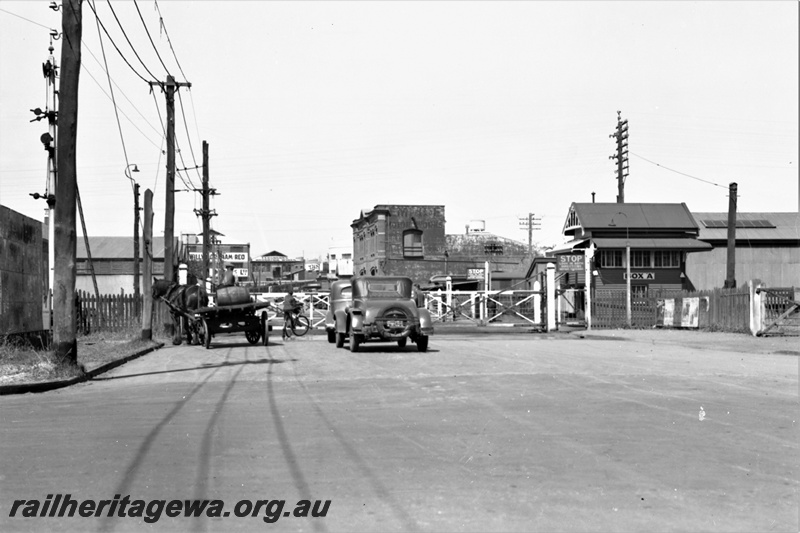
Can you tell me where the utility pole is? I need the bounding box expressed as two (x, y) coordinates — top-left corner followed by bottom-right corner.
(142, 189), (154, 340)
(194, 141), (217, 287)
(724, 182), (738, 288)
(53, 0), (82, 367)
(133, 181), (140, 313)
(609, 110), (629, 203)
(149, 75), (191, 283)
(518, 213), (541, 255)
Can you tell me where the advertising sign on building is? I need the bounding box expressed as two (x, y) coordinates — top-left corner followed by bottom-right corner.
(556, 254), (584, 272)
(189, 252), (249, 262)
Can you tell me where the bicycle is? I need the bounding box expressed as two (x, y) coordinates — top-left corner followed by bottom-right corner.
(282, 306), (310, 339)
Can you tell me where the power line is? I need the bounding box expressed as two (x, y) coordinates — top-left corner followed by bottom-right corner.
(153, 0), (189, 83)
(176, 90), (202, 186)
(84, 0), (154, 85)
(91, 0), (133, 192)
(0, 7), (53, 30)
(104, 0), (162, 81)
(132, 0), (171, 76)
(630, 152), (727, 189)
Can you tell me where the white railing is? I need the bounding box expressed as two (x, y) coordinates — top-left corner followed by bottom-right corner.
(254, 292), (330, 329)
(424, 289), (543, 326)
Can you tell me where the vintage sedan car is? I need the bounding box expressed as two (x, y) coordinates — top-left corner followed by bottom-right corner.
(324, 280), (352, 343)
(333, 276), (433, 352)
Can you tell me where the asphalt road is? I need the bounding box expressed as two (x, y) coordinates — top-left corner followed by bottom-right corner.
(1, 330), (797, 532)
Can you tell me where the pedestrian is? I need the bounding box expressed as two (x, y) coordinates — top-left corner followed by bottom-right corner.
(413, 283), (425, 308)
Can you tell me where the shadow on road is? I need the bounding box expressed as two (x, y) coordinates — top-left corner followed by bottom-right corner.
(265, 359), (329, 533)
(99, 352), (235, 532)
(93, 357), (293, 381)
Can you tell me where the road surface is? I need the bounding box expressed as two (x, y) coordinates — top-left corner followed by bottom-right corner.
(1, 330), (797, 532)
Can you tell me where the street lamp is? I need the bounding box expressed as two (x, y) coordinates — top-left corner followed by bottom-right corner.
(125, 164), (140, 313)
(609, 212), (631, 328)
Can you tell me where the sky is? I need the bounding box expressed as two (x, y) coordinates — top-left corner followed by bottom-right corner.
(1, 1), (798, 261)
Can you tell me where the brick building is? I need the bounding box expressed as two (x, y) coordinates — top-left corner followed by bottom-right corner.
(351, 205), (531, 289)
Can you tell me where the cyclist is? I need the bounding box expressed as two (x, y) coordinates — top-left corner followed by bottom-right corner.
(282, 288), (301, 339)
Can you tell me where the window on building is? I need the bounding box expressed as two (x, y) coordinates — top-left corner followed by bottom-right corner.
(403, 230), (423, 258)
(598, 250), (622, 268)
(630, 250), (651, 268)
(342, 253), (352, 260)
(654, 250), (681, 268)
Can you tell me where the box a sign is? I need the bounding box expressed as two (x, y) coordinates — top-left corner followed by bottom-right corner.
(624, 272), (655, 281)
(557, 254), (584, 272)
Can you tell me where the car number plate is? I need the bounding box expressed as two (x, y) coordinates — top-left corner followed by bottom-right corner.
(387, 320), (404, 328)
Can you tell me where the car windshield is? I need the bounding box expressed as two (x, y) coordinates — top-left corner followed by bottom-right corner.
(338, 288), (352, 299)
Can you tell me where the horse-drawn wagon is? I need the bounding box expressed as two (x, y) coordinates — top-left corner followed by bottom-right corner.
(153, 280), (272, 349)
(192, 299), (272, 349)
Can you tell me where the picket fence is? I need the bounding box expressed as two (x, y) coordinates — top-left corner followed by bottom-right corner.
(76, 290), (171, 335)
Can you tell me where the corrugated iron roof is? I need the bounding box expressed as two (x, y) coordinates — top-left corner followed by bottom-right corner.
(570, 203), (698, 231)
(691, 212), (800, 242)
(76, 236), (170, 259)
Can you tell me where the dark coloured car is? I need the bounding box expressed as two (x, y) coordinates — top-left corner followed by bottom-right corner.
(324, 280), (352, 343)
(333, 276), (433, 352)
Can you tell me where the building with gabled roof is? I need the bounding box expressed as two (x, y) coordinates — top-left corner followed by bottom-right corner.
(686, 212), (800, 289)
(76, 236), (180, 294)
(557, 202), (712, 292)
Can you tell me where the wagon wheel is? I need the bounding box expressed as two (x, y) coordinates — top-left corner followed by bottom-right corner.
(202, 317), (212, 349)
(245, 327), (261, 345)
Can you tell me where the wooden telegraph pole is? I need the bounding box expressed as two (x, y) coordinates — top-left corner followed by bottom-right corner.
(52, 0), (82, 368)
(723, 182), (738, 288)
(194, 141), (217, 288)
(148, 75), (191, 284)
(142, 189), (154, 340)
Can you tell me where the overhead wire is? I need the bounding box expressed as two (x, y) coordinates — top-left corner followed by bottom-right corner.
(84, 0), (151, 85)
(176, 90), (202, 187)
(104, 0), (163, 83)
(152, 0), (189, 83)
(630, 152), (728, 189)
(131, 0), (171, 76)
(89, 0), (133, 192)
(0, 6), (52, 29)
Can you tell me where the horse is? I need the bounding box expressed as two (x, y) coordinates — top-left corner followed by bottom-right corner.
(152, 279), (209, 345)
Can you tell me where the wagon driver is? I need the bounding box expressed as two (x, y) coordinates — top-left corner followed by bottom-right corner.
(219, 263), (236, 289)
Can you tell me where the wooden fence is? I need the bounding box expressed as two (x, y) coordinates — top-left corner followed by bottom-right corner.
(592, 285), (751, 332)
(591, 290), (659, 329)
(673, 286), (750, 332)
(76, 290), (172, 335)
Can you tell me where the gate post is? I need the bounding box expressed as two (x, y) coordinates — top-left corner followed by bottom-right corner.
(445, 276), (452, 321)
(585, 244), (595, 330)
(546, 263), (556, 332)
(533, 280), (542, 325)
(750, 281), (762, 336)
